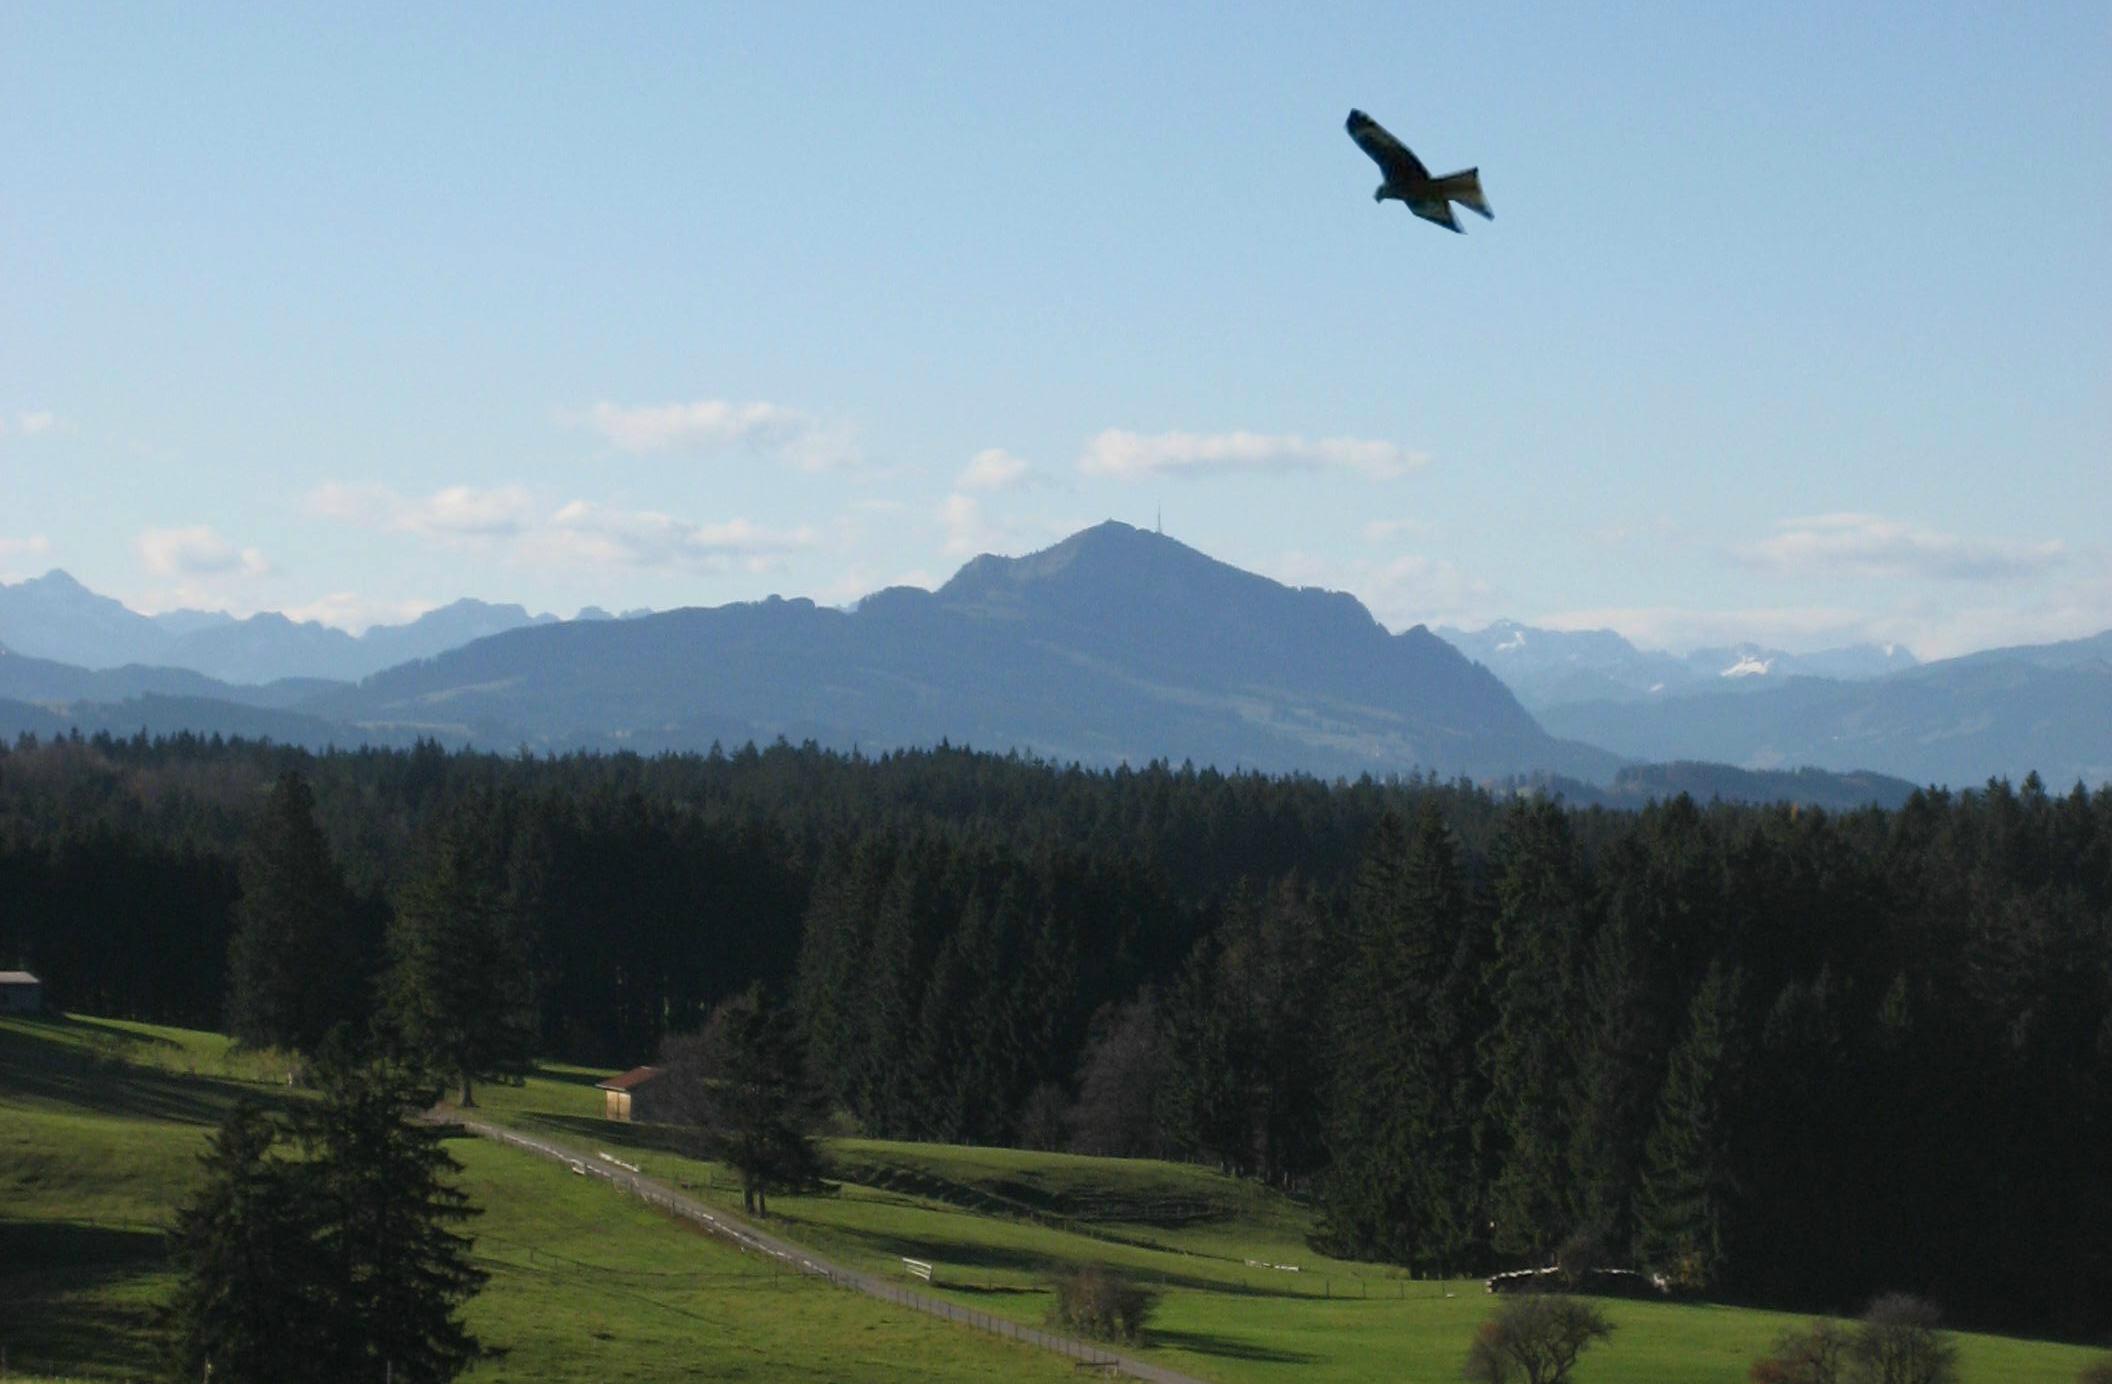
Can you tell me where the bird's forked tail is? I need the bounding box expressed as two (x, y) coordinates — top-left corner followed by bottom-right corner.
(1434, 168), (1492, 220)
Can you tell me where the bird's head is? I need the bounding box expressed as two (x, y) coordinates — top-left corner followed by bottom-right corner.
(1372, 186), (1387, 203)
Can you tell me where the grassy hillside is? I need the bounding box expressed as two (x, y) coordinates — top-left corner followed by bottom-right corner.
(7, 1018), (2103, 1382)
(477, 1064), (2106, 1384)
(0, 1015), (1077, 1382)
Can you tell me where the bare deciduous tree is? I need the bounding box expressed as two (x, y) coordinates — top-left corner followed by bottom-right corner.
(1750, 1319), (1851, 1384)
(1851, 1294), (1957, 1384)
(1463, 1294), (1615, 1384)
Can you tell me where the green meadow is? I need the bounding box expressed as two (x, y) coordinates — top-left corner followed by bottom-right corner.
(0, 1015), (1075, 1383)
(476, 1063), (2106, 1384)
(4, 1015), (2103, 1383)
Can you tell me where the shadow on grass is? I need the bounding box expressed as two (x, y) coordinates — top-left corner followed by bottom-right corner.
(531, 1112), (692, 1155)
(0, 1220), (170, 1378)
(1148, 1328), (1318, 1364)
(0, 1033), (285, 1127)
(525, 1064), (614, 1090)
(57, 1014), (185, 1050)
(810, 1222), (1309, 1301)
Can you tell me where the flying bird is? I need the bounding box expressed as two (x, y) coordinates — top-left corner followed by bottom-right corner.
(1346, 109), (1491, 233)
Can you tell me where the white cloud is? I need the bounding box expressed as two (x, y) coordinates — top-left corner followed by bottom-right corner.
(1739, 513), (2065, 582)
(958, 448), (1036, 492)
(579, 399), (860, 471)
(1079, 429), (1426, 481)
(1539, 605), (1872, 654)
(1362, 518), (1433, 543)
(940, 493), (995, 556)
(308, 482), (535, 542)
(308, 479), (814, 576)
(9, 411), (57, 437)
(522, 501), (817, 574)
(0, 534), (52, 563)
(1589, 515), (1681, 547)
(1267, 550), (1500, 632)
(280, 593), (440, 636)
(136, 526), (270, 579)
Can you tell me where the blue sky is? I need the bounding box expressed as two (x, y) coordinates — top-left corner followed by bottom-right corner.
(4, 2), (2107, 657)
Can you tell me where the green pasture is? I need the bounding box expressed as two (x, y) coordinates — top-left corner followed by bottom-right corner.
(6, 1019), (2104, 1383)
(480, 1061), (2107, 1384)
(0, 1016), (1075, 1382)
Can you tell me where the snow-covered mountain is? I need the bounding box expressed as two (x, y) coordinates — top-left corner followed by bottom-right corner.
(1437, 620), (1918, 710)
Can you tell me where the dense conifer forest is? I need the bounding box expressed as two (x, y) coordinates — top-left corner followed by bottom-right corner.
(1, 731), (2105, 1339)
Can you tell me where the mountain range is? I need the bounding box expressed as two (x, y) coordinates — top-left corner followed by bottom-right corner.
(0, 570), (562, 683)
(1536, 630), (2112, 790)
(3, 524), (2107, 793)
(301, 521), (1617, 782)
(1437, 619), (1919, 710)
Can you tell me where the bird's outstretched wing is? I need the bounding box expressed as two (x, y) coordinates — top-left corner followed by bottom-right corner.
(1346, 109), (1430, 185)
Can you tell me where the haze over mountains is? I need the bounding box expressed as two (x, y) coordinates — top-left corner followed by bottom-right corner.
(4, 523), (2108, 792)
(0, 569), (564, 683)
(1437, 619), (1920, 710)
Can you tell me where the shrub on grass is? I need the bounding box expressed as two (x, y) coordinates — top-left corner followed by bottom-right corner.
(1463, 1293), (1614, 1384)
(1850, 1294), (1957, 1384)
(1750, 1319), (1851, 1384)
(1046, 1266), (1159, 1344)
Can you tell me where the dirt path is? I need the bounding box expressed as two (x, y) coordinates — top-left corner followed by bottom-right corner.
(454, 1116), (1214, 1384)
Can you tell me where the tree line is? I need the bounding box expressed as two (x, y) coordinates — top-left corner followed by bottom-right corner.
(0, 731), (2106, 1336)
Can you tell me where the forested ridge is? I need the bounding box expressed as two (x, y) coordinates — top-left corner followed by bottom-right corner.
(1, 731), (2106, 1338)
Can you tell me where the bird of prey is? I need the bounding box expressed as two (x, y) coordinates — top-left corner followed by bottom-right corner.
(1346, 109), (1492, 233)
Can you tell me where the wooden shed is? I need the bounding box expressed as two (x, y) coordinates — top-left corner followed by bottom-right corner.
(0, 971), (43, 1015)
(595, 1065), (666, 1123)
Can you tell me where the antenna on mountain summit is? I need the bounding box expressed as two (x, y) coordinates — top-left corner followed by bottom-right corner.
(1155, 506), (1162, 536)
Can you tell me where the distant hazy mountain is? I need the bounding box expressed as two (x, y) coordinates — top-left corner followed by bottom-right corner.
(157, 598), (560, 683)
(0, 571), (557, 683)
(0, 692), (398, 749)
(0, 641), (337, 711)
(0, 570), (175, 668)
(1438, 619), (1918, 710)
(1544, 762), (1922, 812)
(308, 522), (1620, 782)
(1539, 629), (2112, 788)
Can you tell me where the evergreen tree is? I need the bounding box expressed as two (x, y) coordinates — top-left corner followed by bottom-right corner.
(162, 1101), (327, 1384)
(1635, 962), (1743, 1291)
(1321, 806), (1484, 1274)
(661, 985), (827, 1216)
(1482, 800), (1589, 1264)
(382, 814), (535, 1106)
(226, 772), (363, 1054)
(163, 1063), (485, 1384)
(298, 1054), (488, 1383)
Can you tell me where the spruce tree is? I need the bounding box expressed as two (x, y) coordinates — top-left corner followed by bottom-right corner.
(1482, 799), (1589, 1265)
(163, 1101), (326, 1384)
(383, 815), (535, 1106)
(1635, 963), (1743, 1291)
(225, 772), (362, 1055)
(164, 1066), (486, 1384)
(298, 1055), (487, 1383)
(1321, 806), (1483, 1274)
